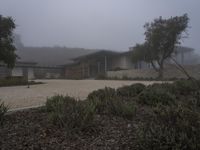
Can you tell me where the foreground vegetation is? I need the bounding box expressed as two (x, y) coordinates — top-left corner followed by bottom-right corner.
(0, 79), (200, 149)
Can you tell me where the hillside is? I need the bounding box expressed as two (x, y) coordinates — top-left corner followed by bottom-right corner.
(16, 47), (98, 66)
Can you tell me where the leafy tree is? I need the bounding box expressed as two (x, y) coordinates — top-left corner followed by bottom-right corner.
(132, 14), (189, 78)
(0, 15), (17, 68)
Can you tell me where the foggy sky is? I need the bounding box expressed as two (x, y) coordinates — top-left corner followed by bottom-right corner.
(0, 0), (200, 52)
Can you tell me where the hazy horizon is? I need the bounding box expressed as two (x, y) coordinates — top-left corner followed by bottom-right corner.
(0, 0), (200, 52)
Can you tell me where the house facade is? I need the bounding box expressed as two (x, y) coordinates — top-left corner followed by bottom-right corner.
(64, 46), (197, 79)
(0, 61), (37, 79)
(64, 51), (119, 79)
(0, 62), (64, 79)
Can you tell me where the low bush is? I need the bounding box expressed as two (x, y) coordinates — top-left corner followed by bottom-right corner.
(87, 88), (117, 114)
(88, 88), (135, 119)
(109, 98), (136, 120)
(173, 79), (200, 95)
(87, 87), (116, 103)
(134, 105), (200, 150)
(148, 83), (177, 95)
(117, 83), (145, 97)
(0, 100), (8, 125)
(46, 95), (95, 132)
(138, 88), (176, 106)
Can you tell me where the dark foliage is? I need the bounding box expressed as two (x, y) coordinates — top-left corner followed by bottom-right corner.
(138, 88), (176, 106)
(117, 83), (145, 97)
(135, 105), (200, 150)
(87, 87), (135, 119)
(132, 14), (189, 78)
(0, 15), (17, 68)
(46, 95), (95, 132)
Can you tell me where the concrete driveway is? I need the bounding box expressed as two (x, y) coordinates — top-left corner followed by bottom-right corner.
(0, 79), (165, 110)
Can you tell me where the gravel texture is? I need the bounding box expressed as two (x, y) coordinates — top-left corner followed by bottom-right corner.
(0, 108), (135, 150)
(0, 79), (164, 110)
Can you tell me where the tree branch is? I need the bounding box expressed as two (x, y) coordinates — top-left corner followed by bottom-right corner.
(171, 57), (192, 79)
(150, 61), (159, 72)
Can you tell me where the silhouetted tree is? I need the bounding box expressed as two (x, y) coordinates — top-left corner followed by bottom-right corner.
(0, 15), (17, 68)
(132, 14), (189, 79)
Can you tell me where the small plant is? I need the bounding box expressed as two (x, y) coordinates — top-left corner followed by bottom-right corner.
(0, 100), (8, 125)
(138, 88), (176, 106)
(117, 83), (145, 97)
(46, 95), (95, 132)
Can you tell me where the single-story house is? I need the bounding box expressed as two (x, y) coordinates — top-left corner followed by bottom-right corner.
(64, 50), (119, 79)
(64, 46), (197, 79)
(0, 61), (37, 79)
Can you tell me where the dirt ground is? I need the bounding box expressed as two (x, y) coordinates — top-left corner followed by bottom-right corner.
(0, 79), (165, 110)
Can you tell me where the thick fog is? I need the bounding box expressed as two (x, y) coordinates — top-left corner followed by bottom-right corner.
(0, 0), (200, 52)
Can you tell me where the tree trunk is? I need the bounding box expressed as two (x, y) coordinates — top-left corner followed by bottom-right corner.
(157, 62), (164, 79)
(158, 68), (163, 79)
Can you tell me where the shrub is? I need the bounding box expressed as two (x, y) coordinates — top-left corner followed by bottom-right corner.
(173, 79), (200, 95)
(87, 87), (116, 103)
(46, 95), (75, 112)
(87, 87), (116, 114)
(134, 105), (200, 150)
(87, 87), (117, 114)
(109, 98), (136, 120)
(117, 83), (145, 97)
(46, 95), (95, 132)
(0, 100), (8, 125)
(148, 83), (177, 95)
(87, 88), (135, 119)
(138, 88), (176, 106)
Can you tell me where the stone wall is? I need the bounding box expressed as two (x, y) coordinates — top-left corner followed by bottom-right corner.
(107, 64), (200, 79)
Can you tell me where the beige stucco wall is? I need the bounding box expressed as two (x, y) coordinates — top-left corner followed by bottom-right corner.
(107, 64), (200, 79)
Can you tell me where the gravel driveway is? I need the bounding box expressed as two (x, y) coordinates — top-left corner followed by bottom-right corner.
(0, 79), (165, 110)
